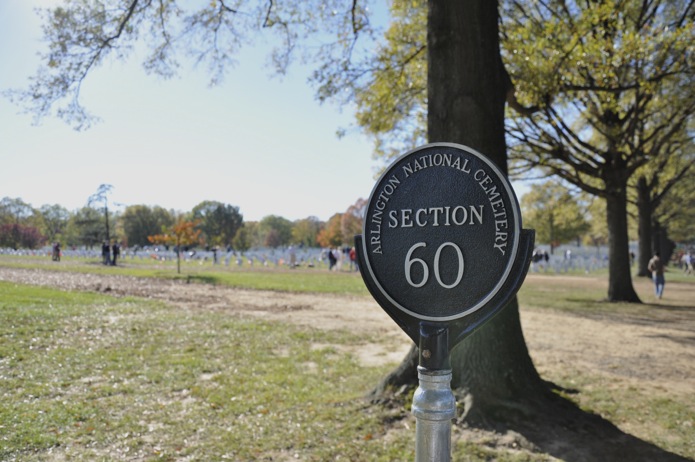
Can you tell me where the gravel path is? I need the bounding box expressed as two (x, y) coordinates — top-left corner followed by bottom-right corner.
(1, 266), (693, 399)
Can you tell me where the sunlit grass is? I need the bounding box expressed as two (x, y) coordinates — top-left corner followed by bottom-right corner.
(0, 281), (413, 461)
(1, 257), (694, 460)
(0, 254), (368, 294)
(541, 367), (695, 459)
(0, 280), (569, 461)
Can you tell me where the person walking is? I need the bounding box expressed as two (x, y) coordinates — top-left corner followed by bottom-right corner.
(102, 241), (110, 265)
(349, 246), (357, 272)
(683, 252), (693, 275)
(327, 248), (337, 271)
(111, 241), (120, 266)
(647, 252), (666, 299)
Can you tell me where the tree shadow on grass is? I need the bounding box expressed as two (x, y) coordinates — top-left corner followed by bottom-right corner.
(173, 274), (219, 285)
(467, 390), (692, 462)
(374, 384), (691, 462)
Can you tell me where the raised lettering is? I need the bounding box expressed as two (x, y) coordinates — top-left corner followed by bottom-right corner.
(388, 210), (398, 228)
(451, 206), (467, 225)
(402, 163), (413, 177)
(495, 219), (508, 231)
(385, 205), (486, 228)
(430, 207), (444, 226)
(460, 158), (471, 173)
(401, 209), (413, 227)
(494, 242), (507, 255)
(485, 185), (500, 202)
(416, 209), (428, 227)
(372, 209), (383, 224)
(469, 205), (484, 224)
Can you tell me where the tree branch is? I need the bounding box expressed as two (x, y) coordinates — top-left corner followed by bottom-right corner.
(219, 0), (238, 14)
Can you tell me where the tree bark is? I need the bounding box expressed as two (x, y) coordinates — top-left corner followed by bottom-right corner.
(371, 0), (549, 422)
(652, 222), (676, 266)
(104, 207), (110, 243)
(636, 176), (653, 278)
(606, 188), (641, 302)
(449, 297), (546, 422)
(427, 0), (506, 165)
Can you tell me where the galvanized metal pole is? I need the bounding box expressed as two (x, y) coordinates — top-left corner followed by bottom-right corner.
(412, 324), (456, 462)
(412, 367), (456, 462)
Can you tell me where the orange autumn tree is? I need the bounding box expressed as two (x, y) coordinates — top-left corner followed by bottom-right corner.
(316, 213), (343, 248)
(148, 218), (202, 274)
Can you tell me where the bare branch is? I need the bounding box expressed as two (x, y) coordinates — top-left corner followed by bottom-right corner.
(219, 0), (238, 14)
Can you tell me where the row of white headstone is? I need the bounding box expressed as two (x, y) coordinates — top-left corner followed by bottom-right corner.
(1, 243), (633, 274)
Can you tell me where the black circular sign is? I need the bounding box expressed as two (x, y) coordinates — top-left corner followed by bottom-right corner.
(361, 143), (521, 321)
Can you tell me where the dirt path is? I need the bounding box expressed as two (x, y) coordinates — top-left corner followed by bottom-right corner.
(523, 274), (695, 399)
(1, 266), (693, 402)
(3, 266), (695, 460)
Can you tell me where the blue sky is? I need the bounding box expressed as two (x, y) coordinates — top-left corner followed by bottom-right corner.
(0, 0), (381, 222)
(1, 1), (529, 222)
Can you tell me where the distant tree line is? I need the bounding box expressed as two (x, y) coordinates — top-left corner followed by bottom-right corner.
(4, 180), (692, 263)
(0, 195), (369, 252)
(521, 177), (695, 274)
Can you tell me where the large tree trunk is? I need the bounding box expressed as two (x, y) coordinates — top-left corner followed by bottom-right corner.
(372, 0), (548, 423)
(606, 188), (641, 302)
(652, 221), (676, 266)
(427, 1), (506, 162)
(636, 176), (653, 278)
(449, 297), (546, 422)
(104, 207), (111, 243)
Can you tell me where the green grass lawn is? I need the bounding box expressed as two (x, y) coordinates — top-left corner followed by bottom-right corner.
(0, 279), (565, 461)
(0, 282), (415, 461)
(0, 254), (369, 295)
(1, 256), (694, 460)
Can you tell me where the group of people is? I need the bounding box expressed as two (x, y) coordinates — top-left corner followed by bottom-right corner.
(101, 241), (121, 266)
(326, 246), (358, 272)
(51, 242), (61, 261)
(531, 248), (550, 270)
